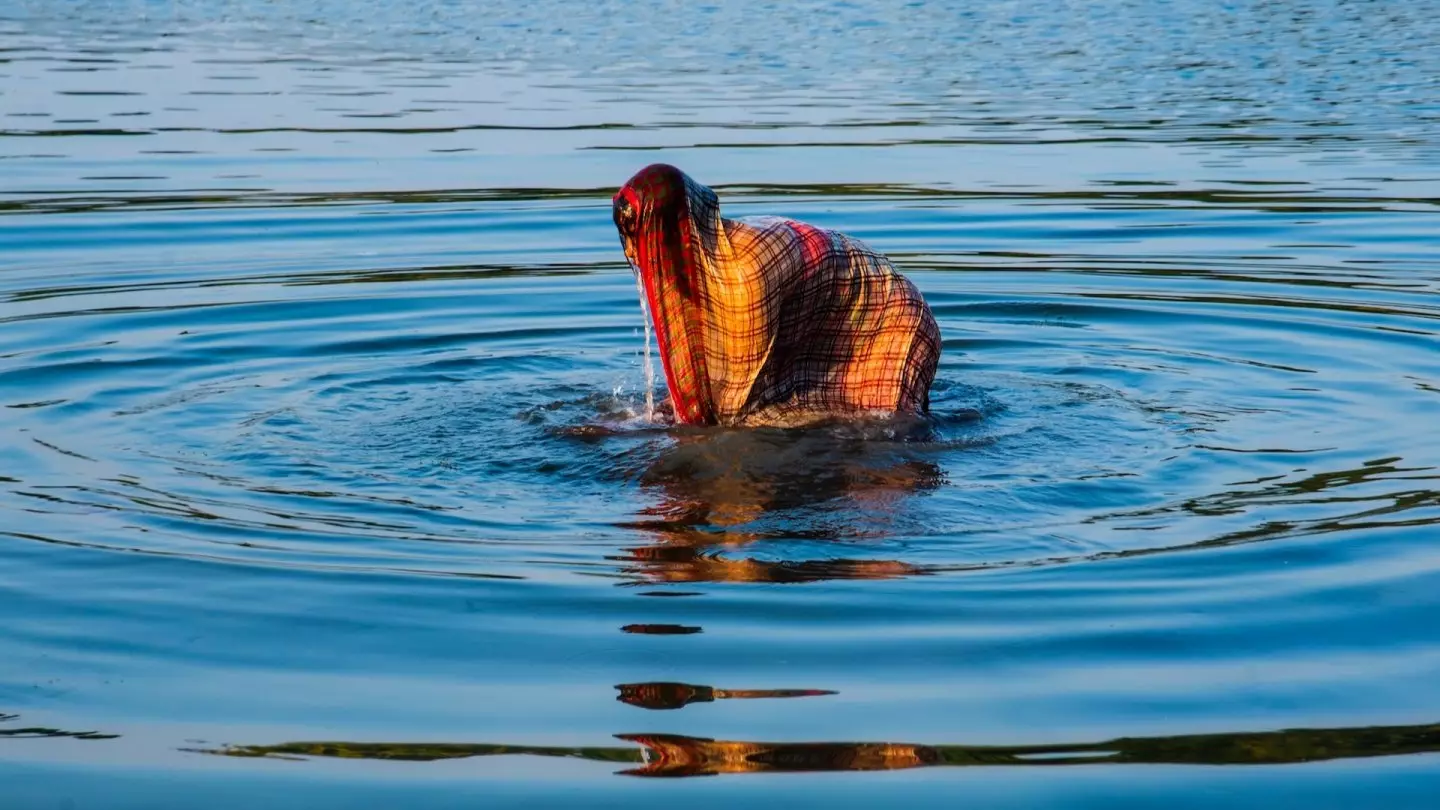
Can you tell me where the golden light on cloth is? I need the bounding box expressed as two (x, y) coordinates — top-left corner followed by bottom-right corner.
(613, 164), (940, 427)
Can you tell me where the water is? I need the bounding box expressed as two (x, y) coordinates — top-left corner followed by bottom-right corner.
(3, 1), (1440, 806)
(631, 272), (657, 422)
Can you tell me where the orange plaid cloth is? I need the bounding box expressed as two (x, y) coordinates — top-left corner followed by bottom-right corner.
(613, 164), (940, 427)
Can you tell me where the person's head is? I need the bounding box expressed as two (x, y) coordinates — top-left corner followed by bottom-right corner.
(612, 164), (718, 424)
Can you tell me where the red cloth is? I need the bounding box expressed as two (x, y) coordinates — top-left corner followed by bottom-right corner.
(614, 164), (940, 426)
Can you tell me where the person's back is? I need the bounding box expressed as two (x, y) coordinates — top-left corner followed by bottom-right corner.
(613, 163), (940, 426)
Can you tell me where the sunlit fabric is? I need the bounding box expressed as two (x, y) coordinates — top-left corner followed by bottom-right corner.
(613, 164), (941, 426)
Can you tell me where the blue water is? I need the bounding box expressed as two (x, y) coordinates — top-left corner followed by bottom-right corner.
(3, 1), (1440, 807)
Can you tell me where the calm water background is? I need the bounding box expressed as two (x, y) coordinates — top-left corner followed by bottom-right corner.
(3, 0), (1440, 806)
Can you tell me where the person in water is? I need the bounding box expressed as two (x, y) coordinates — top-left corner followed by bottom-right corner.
(613, 163), (941, 427)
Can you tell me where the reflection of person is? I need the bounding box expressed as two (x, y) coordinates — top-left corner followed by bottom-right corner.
(619, 538), (928, 584)
(613, 164), (941, 427)
(617, 734), (938, 777)
(615, 426), (943, 584)
(204, 719), (1440, 773)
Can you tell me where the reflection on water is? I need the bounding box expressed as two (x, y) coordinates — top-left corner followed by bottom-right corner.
(610, 421), (953, 584)
(0, 713), (118, 741)
(617, 542), (933, 585)
(200, 720), (1440, 777)
(619, 624), (704, 636)
(615, 682), (836, 711)
(634, 421), (953, 519)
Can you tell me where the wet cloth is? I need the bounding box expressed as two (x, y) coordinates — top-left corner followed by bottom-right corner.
(613, 163), (940, 426)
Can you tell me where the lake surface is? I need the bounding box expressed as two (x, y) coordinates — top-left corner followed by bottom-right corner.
(3, 1), (1440, 807)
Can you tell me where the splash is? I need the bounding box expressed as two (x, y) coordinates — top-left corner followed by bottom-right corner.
(632, 270), (657, 422)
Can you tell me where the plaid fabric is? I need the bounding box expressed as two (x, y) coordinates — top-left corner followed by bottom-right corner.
(614, 163), (940, 427)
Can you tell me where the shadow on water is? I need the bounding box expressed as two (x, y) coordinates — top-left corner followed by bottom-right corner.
(196, 720), (1440, 777)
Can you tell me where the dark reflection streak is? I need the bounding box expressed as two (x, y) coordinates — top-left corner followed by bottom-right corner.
(1, 300), (246, 323)
(959, 509), (1440, 576)
(586, 133), (1375, 151)
(47, 466), (521, 547)
(1376, 324), (1438, 337)
(18, 483), (419, 539)
(1, 184), (1436, 217)
(31, 437), (97, 462)
(0, 128), (150, 138)
(620, 624), (701, 635)
(0, 124), (1391, 142)
(0, 713), (119, 741)
(903, 461), (1440, 577)
(14, 489), (125, 512)
(615, 682), (836, 710)
(244, 485), (453, 514)
(4, 264), (599, 306)
(1192, 445), (1336, 454)
(1075, 291), (1440, 322)
(93, 476), (430, 533)
(0, 727), (120, 740)
(200, 719), (1440, 776)
(1108, 460), (1438, 522)
(22, 482), (303, 531)
(283, 264), (596, 287)
(914, 254), (1440, 282)
(199, 740), (644, 765)
(0, 530), (526, 581)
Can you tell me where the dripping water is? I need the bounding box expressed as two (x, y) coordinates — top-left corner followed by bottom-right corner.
(632, 268), (657, 422)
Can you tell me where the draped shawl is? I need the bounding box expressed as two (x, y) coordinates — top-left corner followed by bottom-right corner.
(613, 164), (940, 427)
